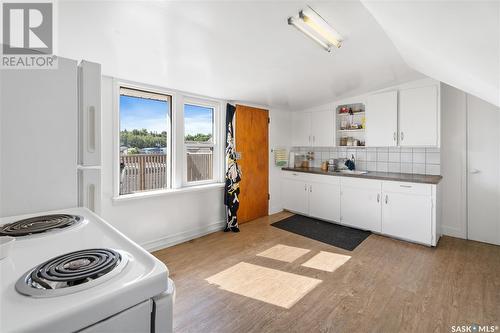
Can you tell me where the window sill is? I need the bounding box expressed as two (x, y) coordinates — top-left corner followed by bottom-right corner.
(112, 182), (225, 203)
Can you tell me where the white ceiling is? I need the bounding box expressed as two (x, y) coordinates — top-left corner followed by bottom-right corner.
(57, 1), (422, 110)
(361, 0), (500, 107)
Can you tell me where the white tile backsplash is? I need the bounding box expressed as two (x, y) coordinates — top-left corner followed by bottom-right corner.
(366, 161), (377, 171)
(426, 151), (440, 164)
(413, 152), (426, 163)
(413, 163), (426, 174)
(377, 162), (388, 172)
(401, 162), (413, 173)
(388, 152), (401, 163)
(291, 146), (441, 175)
(388, 162), (401, 173)
(366, 151), (377, 161)
(377, 151), (388, 161)
(426, 164), (441, 175)
(401, 152), (413, 163)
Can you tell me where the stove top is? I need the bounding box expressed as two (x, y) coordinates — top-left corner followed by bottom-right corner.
(0, 214), (82, 237)
(15, 248), (128, 298)
(0, 207), (169, 333)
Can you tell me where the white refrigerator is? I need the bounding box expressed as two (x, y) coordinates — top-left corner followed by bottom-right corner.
(0, 57), (102, 217)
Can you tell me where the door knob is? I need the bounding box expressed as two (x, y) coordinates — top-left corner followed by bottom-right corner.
(469, 169), (481, 174)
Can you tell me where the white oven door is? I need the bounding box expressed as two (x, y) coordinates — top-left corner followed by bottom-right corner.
(79, 300), (151, 333)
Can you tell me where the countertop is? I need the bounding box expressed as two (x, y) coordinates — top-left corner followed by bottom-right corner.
(282, 167), (442, 184)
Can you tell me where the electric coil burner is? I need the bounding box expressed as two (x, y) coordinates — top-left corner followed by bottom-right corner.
(0, 214), (82, 237)
(16, 248), (128, 297)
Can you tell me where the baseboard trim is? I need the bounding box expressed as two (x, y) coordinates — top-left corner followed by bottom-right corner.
(141, 220), (226, 252)
(441, 225), (466, 239)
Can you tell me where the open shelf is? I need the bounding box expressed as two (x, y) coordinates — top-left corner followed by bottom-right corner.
(336, 103), (366, 146)
(337, 111), (365, 117)
(338, 129), (364, 133)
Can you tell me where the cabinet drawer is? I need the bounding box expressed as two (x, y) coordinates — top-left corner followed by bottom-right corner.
(307, 174), (340, 185)
(382, 181), (431, 196)
(282, 171), (340, 185)
(341, 177), (381, 190)
(282, 171), (310, 182)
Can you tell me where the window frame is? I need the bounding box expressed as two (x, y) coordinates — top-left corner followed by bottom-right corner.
(182, 97), (221, 187)
(113, 80), (174, 198)
(112, 79), (225, 200)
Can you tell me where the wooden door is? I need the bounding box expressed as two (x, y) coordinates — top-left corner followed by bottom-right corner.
(235, 105), (269, 223)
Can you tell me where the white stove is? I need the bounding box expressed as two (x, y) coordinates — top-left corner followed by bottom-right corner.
(0, 207), (174, 333)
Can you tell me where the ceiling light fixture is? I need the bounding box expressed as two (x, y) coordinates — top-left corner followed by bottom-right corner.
(288, 17), (331, 52)
(288, 6), (343, 52)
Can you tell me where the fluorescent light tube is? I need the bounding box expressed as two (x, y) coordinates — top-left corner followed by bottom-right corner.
(299, 7), (343, 48)
(288, 17), (331, 52)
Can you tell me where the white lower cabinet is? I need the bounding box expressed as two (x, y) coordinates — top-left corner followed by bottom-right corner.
(340, 178), (382, 232)
(309, 181), (341, 222)
(381, 182), (434, 245)
(282, 172), (341, 222)
(281, 171), (439, 246)
(282, 177), (309, 215)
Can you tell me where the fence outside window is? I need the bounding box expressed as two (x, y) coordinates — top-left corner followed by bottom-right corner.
(120, 150), (213, 194)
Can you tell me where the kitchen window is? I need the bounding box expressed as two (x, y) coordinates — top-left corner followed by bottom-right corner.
(184, 102), (217, 184)
(119, 87), (172, 195)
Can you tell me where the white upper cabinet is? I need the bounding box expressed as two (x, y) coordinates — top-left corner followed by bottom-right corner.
(399, 85), (439, 147)
(292, 110), (334, 147)
(291, 112), (312, 146)
(310, 111), (334, 146)
(366, 91), (398, 147)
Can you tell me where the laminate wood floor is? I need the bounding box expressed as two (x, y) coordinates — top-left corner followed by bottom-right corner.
(153, 212), (500, 333)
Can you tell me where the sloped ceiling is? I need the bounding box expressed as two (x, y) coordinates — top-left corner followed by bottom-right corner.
(361, 0), (500, 107)
(57, 1), (422, 110)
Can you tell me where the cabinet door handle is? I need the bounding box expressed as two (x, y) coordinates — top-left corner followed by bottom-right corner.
(401, 132), (404, 141)
(377, 194), (380, 203)
(385, 195), (388, 204)
(309, 135), (311, 143)
(304, 184), (307, 191)
(309, 185), (312, 192)
(393, 132), (396, 142)
(313, 136), (315, 143)
(400, 184), (412, 188)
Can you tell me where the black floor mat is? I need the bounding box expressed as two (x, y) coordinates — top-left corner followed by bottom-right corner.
(271, 215), (371, 251)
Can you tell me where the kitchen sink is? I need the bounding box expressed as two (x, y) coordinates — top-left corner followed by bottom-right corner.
(337, 170), (368, 175)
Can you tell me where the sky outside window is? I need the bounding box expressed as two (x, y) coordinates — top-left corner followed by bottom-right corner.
(184, 104), (214, 142)
(120, 95), (168, 133)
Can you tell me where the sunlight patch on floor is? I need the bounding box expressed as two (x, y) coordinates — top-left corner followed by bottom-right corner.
(256, 244), (311, 263)
(301, 251), (351, 272)
(205, 262), (322, 309)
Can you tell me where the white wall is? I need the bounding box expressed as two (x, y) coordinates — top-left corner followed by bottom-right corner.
(269, 109), (292, 214)
(440, 83), (467, 238)
(361, 0), (500, 108)
(101, 77), (226, 251)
